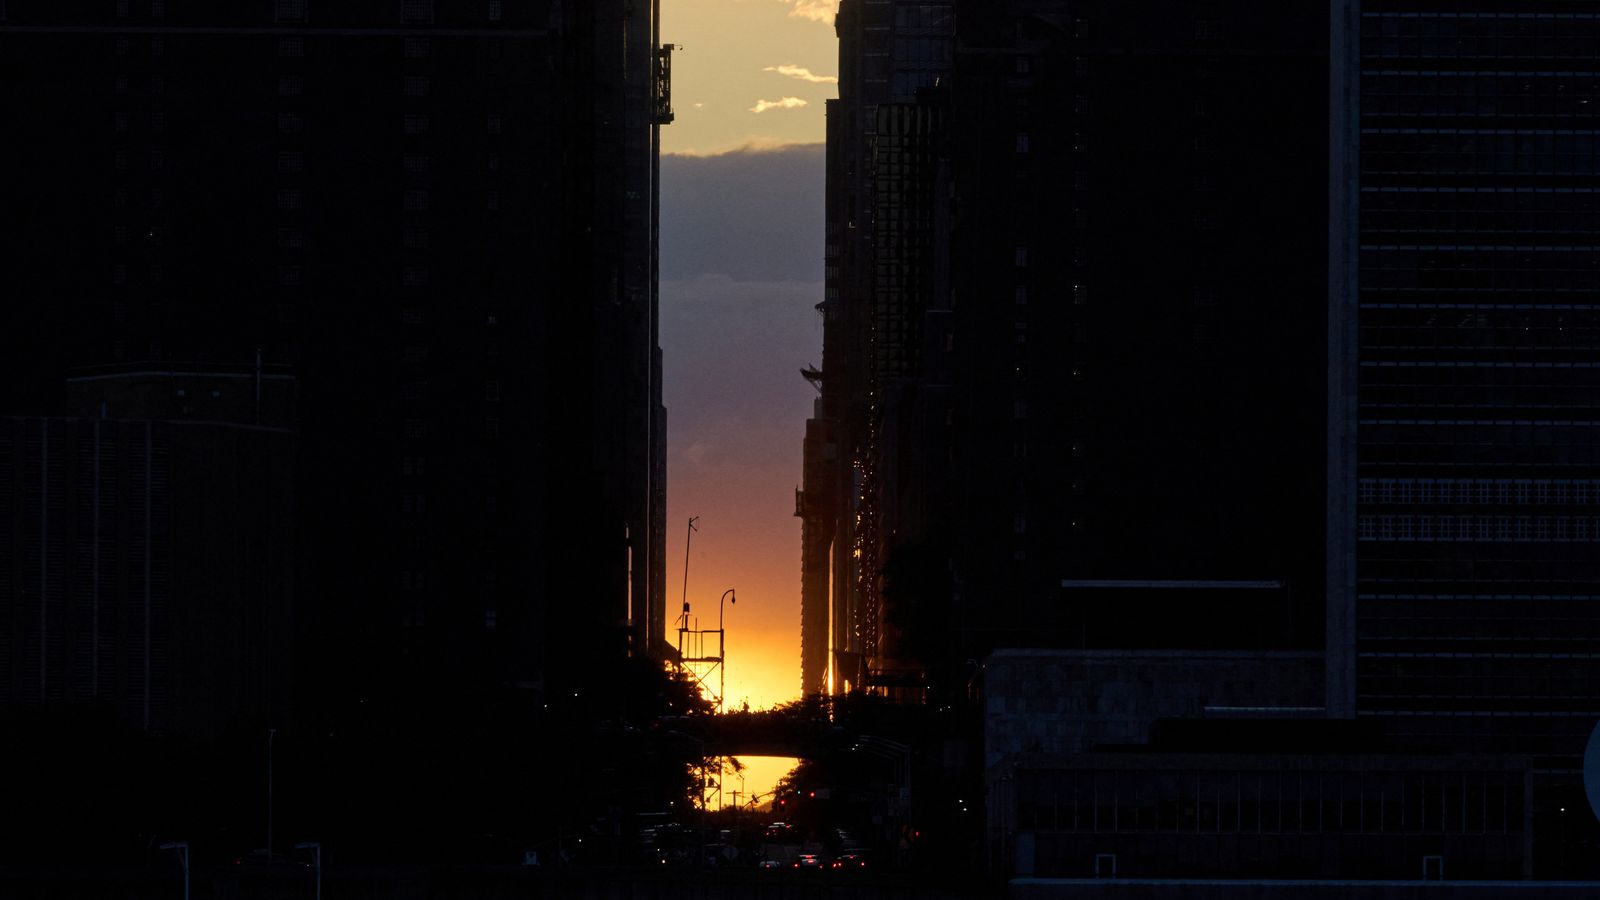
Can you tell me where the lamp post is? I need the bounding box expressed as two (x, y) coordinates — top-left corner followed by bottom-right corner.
(718, 589), (735, 714)
(295, 841), (322, 900)
(159, 842), (188, 900)
(266, 727), (277, 863)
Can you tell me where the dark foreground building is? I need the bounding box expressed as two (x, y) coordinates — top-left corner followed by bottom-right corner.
(0, 0), (677, 865)
(1327, 0), (1600, 874)
(804, 0), (1330, 696)
(0, 0), (669, 721)
(1, 377), (295, 740)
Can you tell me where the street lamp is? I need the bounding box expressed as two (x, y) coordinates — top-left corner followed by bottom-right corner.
(718, 589), (735, 714)
(159, 842), (188, 900)
(295, 841), (322, 900)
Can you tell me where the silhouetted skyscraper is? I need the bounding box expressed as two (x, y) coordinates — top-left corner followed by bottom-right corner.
(1330, 0), (1600, 868)
(0, 0), (670, 730)
(807, 0), (1330, 698)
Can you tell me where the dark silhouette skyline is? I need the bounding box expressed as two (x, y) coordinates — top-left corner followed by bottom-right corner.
(2, 0), (1600, 895)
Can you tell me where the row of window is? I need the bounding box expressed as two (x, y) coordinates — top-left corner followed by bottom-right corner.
(1016, 768), (1523, 836)
(1359, 514), (1600, 542)
(1361, 477), (1600, 506)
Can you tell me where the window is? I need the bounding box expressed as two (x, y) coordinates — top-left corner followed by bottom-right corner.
(403, 189), (430, 211)
(403, 113), (429, 135)
(278, 150), (304, 174)
(1015, 246), (1028, 267)
(1014, 286), (1028, 305)
(403, 153), (429, 175)
(485, 380), (500, 402)
(1013, 400), (1029, 420)
(277, 189), (304, 211)
(278, 76), (304, 96)
(275, 0), (307, 22)
(401, 307), (424, 326)
(277, 113), (303, 135)
(404, 38), (431, 59)
(1015, 132), (1030, 154)
(486, 190), (500, 210)
(486, 113), (503, 135)
(403, 226), (428, 249)
(402, 266), (428, 289)
(278, 38), (305, 58)
(403, 75), (430, 97)
(401, 0), (433, 24)
(488, 0), (502, 21)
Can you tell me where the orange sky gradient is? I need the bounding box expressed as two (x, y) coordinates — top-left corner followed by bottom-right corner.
(659, 2), (836, 713)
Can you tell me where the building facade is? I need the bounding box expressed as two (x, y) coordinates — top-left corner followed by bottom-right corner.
(0, 0), (670, 727)
(806, 0), (1330, 698)
(1326, 0), (1600, 874)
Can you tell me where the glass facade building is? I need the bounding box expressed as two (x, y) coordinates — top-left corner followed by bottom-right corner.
(1352, 4), (1600, 768)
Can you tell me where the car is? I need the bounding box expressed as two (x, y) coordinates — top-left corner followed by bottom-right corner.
(832, 852), (867, 870)
(794, 854), (823, 870)
(758, 859), (783, 871)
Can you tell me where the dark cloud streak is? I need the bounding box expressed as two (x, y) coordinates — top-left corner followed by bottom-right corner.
(660, 143), (824, 283)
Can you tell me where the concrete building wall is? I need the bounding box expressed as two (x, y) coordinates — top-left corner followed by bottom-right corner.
(985, 650), (1324, 768)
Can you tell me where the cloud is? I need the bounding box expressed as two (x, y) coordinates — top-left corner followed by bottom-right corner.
(764, 64), (838, 85)
(661, 142), (823, 282)
(750, 96), (809, 114)
(786, 0), (838, 23)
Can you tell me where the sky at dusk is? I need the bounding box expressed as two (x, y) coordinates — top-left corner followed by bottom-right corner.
(661, 0), (839, 155)
(659, 2), (835, 721)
